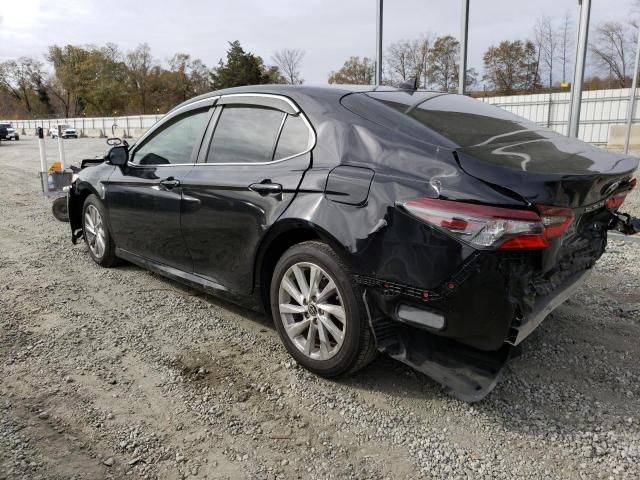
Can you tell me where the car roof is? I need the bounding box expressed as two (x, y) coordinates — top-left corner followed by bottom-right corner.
(172, 84), (445, 113)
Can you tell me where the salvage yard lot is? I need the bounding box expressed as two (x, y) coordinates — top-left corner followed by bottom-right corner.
(1, 137), (639, 479)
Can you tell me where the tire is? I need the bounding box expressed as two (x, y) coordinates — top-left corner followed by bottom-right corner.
(270, 241), (377, 377)
(81, 194), (118, 267)
(51, 197), (69, 222)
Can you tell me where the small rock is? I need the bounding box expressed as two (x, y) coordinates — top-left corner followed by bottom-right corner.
(103, 457), (114, 467)
(38, 412), (49, 420)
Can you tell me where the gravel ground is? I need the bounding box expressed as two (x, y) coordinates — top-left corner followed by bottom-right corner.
(0, 137), (639, 480)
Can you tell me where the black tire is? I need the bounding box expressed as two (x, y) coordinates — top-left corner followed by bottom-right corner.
(51, 197), (69, 222)
(81, 194), (118, 267)
(270, 241), (377, 377)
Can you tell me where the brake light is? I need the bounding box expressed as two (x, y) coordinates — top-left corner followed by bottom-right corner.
(402, 198), (548, 250)
(605, 178), (635, 210)
(536, 205), (574, 239)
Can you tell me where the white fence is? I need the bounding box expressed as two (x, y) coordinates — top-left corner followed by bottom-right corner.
(479, 87), (637, 146)
(3, 114), (162, 138)
(2, 87), (638, 145)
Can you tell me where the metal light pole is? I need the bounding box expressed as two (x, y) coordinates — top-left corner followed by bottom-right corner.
(624, 30), (640, 154)
(459, 0), (470, 95)
(568, 0), (591, 138)
(375, 0), (383, 86)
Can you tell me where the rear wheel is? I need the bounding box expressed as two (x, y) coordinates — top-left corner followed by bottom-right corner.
(270, 241), (377, 377)
(82, 194), (117, 267)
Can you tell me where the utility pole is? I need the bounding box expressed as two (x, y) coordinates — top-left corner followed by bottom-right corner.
(375, 0), (383, 86)
(624, 29), (640, 154)
(459, 0), (470, 95)
(568, 0), (591, 138)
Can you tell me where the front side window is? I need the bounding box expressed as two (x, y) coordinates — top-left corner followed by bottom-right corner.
(207, 106), (284, 164)
(134, 109), (209, 165)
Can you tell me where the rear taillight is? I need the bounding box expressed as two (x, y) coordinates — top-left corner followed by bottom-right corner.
(605, 178), (636, 210)
(402, 198), (574, 250)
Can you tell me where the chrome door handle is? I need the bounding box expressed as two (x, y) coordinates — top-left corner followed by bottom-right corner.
(159, 177), (181, 189)
(249, 182), (282, 195)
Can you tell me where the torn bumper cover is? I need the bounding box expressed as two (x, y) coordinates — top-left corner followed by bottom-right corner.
(364, 291), (512, 402)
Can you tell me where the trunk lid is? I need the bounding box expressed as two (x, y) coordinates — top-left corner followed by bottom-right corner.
(455, 136), (637, 208)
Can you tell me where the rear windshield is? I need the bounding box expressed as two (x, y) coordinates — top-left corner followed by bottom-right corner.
(345, 91), (560, 148)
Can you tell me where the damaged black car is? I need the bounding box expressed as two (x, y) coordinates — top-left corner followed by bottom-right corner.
(66, 85), (639, 401)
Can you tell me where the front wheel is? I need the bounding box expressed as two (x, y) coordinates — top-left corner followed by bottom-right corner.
(270, 241), (377, 377)
(82, 194), (118, 267)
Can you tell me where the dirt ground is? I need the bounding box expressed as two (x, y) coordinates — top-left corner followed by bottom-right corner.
(1, 137), (639, 479)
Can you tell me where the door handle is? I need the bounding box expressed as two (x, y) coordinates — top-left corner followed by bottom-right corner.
(159, 177), (181, 189)
(249, 181), (283, 195)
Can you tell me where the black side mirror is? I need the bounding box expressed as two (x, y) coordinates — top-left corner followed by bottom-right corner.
(107, 145), (129, 166)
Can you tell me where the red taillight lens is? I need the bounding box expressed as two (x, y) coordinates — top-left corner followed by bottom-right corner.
(536, 205), (574, 239)
(402, 198), (548, 250)
(605, 178), (635, 210)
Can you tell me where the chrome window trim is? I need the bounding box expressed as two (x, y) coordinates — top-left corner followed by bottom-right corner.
(219, 93), (300, 114)
(196, 93), (316, 167)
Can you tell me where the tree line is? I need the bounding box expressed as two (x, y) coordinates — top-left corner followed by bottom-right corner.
(329, 14), (639, 96)
(0, 41), (305, 119)
(1, 11), (638, 119)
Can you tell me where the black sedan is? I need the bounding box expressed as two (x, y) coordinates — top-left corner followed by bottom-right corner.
(67, 85), (638, 401)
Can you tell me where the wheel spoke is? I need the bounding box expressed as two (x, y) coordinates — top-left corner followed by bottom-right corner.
(318, 315), (345, 345)
(316, 279), (336, 303)
(304, 321), (317, 356)
(280, 303), (306, 314)
(292, 265), (309, 300)
(308, 265), (320, 298)
(318, 303), (345, 323)
(286, 318), (311, 337)
(84, 213), (95, 234)
(95, 234), (105, 256)
(282, 276), (304, 305)
(316, 320), (331, 359)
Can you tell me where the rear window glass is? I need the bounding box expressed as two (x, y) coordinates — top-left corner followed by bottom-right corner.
(345, 92), (560, 148)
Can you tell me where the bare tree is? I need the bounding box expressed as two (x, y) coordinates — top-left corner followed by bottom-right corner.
(386, 36), (431, 87)
(534, 16), (558, 87)
(590, 21), (633, 88)
(126, 43), (154, 114)
(558, 12), (574, 84)
(272, 49), (304, 84)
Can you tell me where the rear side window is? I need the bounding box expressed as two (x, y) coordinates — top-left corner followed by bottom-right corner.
(133, 109), (209, 165)
(274, 115), (310, 160)
(207, 106), (285, 164)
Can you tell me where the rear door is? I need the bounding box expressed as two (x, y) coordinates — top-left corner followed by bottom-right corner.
(181, 94), (314, 293)
(105, 99), (214, 271)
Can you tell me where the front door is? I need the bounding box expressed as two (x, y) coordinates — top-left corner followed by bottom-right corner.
(105, 103), (212, 271)
(181, 95), (314, 293)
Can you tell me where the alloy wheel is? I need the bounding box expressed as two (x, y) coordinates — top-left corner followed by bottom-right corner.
(278, 262), (347, 361)
(84, 204), (106, 258)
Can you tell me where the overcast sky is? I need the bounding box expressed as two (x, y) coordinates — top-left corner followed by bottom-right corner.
(0, 0), (637, 84)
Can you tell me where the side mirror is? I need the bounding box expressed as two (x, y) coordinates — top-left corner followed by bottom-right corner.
(107, 145), (129, 166)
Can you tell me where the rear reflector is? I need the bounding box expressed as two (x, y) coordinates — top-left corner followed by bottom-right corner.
(402, 198), (574, 250)
(397, 304), (445, 330)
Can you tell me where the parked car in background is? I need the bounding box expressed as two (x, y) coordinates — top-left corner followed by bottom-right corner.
(66, 85), (639, 401)
(50, 124), (78, 139)
(0, 123), (18, 140)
